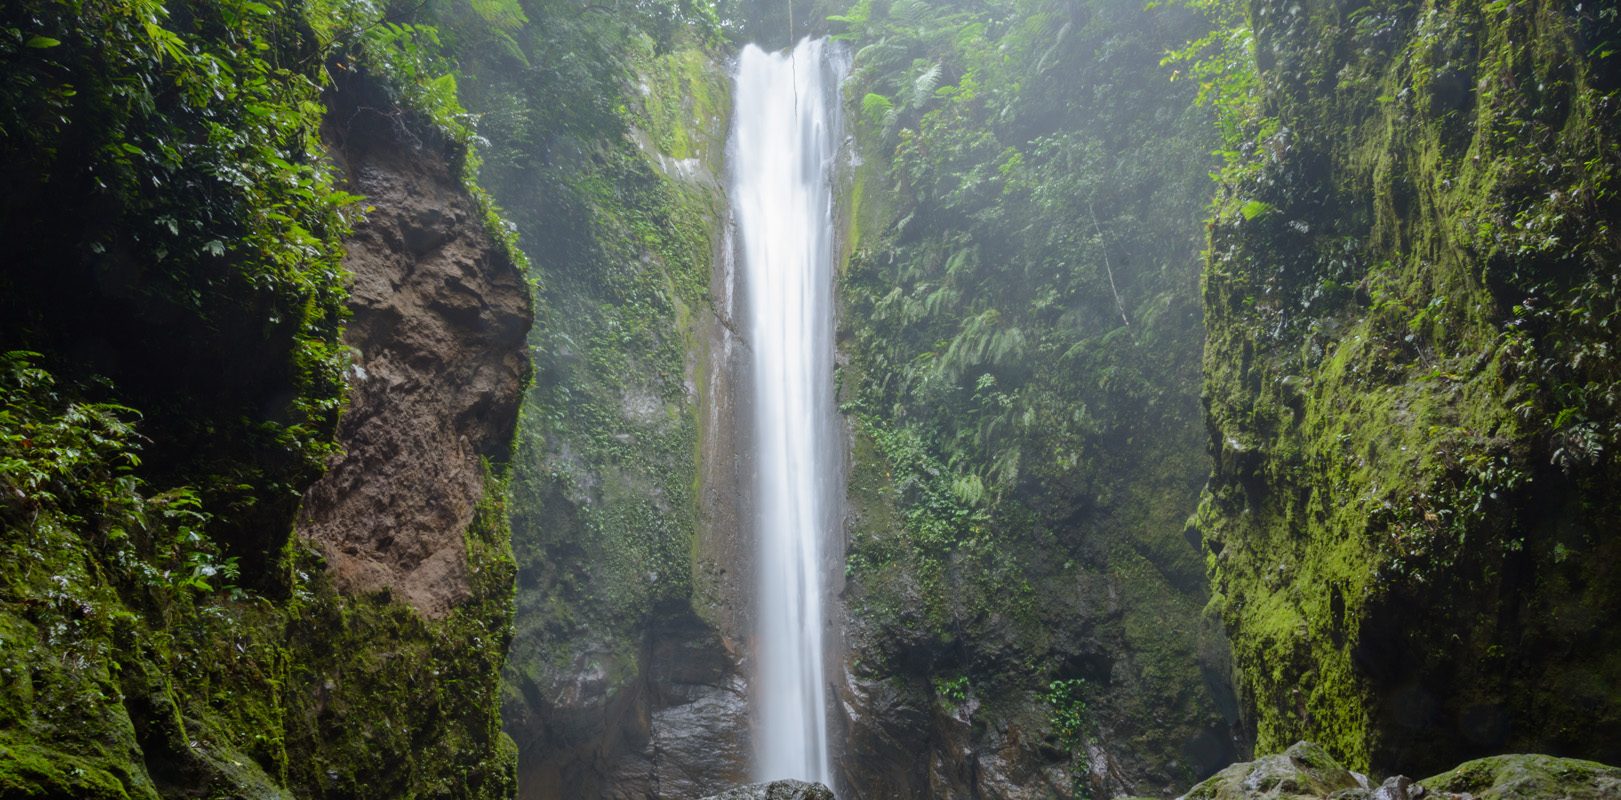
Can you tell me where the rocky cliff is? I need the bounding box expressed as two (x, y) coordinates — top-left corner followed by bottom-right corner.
(0, 2), (530, 792)
(458, 36), (755, 799)
(303, 73), (531, 620)
(1194, 0), (1621, 777)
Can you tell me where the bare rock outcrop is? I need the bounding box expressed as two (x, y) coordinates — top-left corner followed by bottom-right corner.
(701, 779), (835, 800)
(298, 77), (531, 618)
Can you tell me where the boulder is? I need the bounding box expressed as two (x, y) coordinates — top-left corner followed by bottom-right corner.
(1421, 754), (1621, 800)
(700, 779), (836, 800)
(1181, 742), (1362, 800)
(1183, 745), (1621, 800)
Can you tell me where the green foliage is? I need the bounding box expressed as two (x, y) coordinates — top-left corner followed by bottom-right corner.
(438, 0), (732, 758)
(837, 0), (1214, 522)
(936, 674), (971, 705)
(0, 0), (365, 580)
(1046, 676), (1094, 788)
(0, 352), (238, 601)
(1157, 0), (1260, 160)
(835, 0), (1229, 788)
(1045, 678), (1091, 747)
(0, 0), (526, 793)
(836, 0), (1213, 606)
(0, 351), (517, 798)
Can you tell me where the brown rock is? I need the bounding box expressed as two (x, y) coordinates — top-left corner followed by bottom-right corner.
(297, 79), (531, 618)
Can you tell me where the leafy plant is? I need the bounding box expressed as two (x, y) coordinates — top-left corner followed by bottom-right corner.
(1046, 678), (1094, 790)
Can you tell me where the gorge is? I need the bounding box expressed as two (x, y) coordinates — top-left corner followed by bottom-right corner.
(1, 0), (1618, 798)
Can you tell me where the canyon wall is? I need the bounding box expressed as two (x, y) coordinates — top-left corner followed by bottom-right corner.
(462, 36), (757, 799)
(1194, 0), (1621, 777)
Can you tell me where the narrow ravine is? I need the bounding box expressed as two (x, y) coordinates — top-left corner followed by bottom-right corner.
(730, 38), (844, 787)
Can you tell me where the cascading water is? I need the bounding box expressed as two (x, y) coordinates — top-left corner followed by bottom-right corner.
(730, 38), (843, 787)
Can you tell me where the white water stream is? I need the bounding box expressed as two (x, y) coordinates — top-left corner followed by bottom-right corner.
(730, 39), (843, 787)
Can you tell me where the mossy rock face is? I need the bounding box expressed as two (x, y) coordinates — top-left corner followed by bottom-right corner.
(1181, 742), (1362, 800)
(461, 28), (749, 796)
(827, 0), (1237, 793)
(0, 738), (143, 800)
(1197, 0), (1621, 775)
(0, 369), (519, 800)
(1422, 754), (1621, 800)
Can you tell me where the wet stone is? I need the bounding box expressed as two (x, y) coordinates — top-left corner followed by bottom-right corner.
(700, 779), (837, 800)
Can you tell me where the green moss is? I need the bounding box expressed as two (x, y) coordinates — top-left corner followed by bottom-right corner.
(1179, 741), (1361, 800)
(0, 737), (137, 800)
(1196, 0), (1621, 774)
(635, 43), (732, 163)
(471, 28), (735, 763)
(0, 356), (517, 799)
(1423, 753), (1621, 800)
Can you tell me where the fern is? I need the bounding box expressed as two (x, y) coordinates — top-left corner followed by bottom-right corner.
(911, 62), (943, 107)
(863, 91), (895, 119)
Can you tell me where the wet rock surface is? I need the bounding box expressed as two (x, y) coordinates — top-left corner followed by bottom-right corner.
(700, 779), (836, 800)
(834, 433), (1233, 800)
(491, 43), (754, 800)
(505, 609), (750, 800)
(298, 79), (531, 617)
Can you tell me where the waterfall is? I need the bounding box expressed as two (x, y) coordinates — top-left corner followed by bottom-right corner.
(730, 38), (843, 787)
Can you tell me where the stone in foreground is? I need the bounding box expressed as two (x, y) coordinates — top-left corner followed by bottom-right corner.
(700, 779), (836, 800)
(1422, 754), (1621, 800)
(1180, 743), (1621, 800)
(1181, 741), (1362, 800)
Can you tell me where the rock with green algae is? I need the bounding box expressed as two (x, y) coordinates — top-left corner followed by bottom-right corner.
(1181, 745), (1621, 800)
(1422, 754), (1621, 800)
(1180, 741), (1363, 800)
(1194, 0), (1621, 774)
(0, 741), (139, 800)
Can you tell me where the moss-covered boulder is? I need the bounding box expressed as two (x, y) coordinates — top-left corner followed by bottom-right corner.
(1182, 742), (1364, 800)
(1183, 746), (1621, 800)
(1422, 754), (1621, 800)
